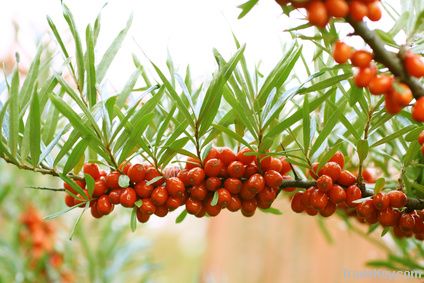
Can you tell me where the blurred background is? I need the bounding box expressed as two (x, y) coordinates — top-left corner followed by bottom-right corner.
(0, 0), (420, 282)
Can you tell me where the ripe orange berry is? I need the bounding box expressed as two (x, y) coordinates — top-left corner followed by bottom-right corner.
(325, 0), (349, 18)
(354, 65), (377, 87)
(217, 188), (232, 208)
(108, 189), (122, 204)
(328, 185), (346, 204)
(412, 98), (424, 122)
(367, 2), (382, 21)
(227, 161), (246, 178)
(262, 157), (283, 172)
(93, 180), (108, 197)
(319, 162), (342, 181)
(368, 75), (393, 95)
(167, 197), (183, 211)
(349, 0), (368, 21)
(224, 178), (243, 194)
(329, 151), (345, 169)
(378, 207), (400, 227)
(244, 163), (259, 178)
(257, 187), (277, 205)
(204, 158), (224, 177)
(83, 163), (101, 180)
(118, 161), (131, 175)
(418, 131), (424, 145)
(279, 157), (292, 175)
(205, 177), (221, 191)
(338, 170), (356, 186)
(218, 147), (237, 166)
(399, 213), (416, 232)
(333, 41), (353, 64)
(186, 198), (203, 215)
(190, 184), (207, 201)
(245, 173), (265, 194)
(387, 191), (407, 208)
(106, 171), (122, 190)
(240, 183), (257, 200)
(373, 193), (390, 210)
(63, 180), (86, 194)
(145, 167), (164, 186)
(154, 205), (169, 217)
(384, 93), (403, 115)
(127, 164), (146, 184)
(241, 199), (257, 217)
(310, 189), (329, 210)
(185, 156), (201, 170)
(134, 181), (154, 198)
(307, 0), (329, 28)
(320, 202), (337, 217)
(136, 210), (150, 223)
(291, 192), (305, 213)
(166, 177), (185, 198)
(120, 188), (137, 208)
(204, 147), (220, 163)
(91, 203), (103, 218)
(308, 162), (319, 179)
(236, 148), (256, 165)
(317, 175), (333, 192)
(204, 196), (222, 217)
(390, 83), (413, 107)
(227, 195), (242, 212)
(362, 168), (376, 184)
(97, 195), (113, 215)
(64, 194), (75, 207)
(151, 186), (168, 206)
(264, 170), (283, 188)
(188, 168), (206, 186)
(345, 185), (362, 207)
(351, 50), (373, 68)
(404, 52), (424, 78)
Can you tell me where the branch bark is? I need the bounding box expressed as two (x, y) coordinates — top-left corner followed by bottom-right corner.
(347, 18), (424, 99)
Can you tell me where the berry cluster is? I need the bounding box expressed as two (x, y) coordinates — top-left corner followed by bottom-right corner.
(291, 151), (424, 240)
(63, 147), (292, 223)
(276, 0), (382, 28)
(333, 41), (424, 122)
(19, 206), (73, 282)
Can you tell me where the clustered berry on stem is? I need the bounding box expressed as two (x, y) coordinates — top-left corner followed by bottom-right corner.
(291, 151), (424, 241)
(63, 147), (293, 222)
(19, 206), (73, 282)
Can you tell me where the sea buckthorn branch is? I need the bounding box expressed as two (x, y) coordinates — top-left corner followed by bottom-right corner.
(283, 177), (424, 211)
(347, 18), (424, 99)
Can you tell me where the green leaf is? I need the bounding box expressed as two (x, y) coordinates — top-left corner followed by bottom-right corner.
(176, 209), (188, 224)
(118, 175), (130, 188)
(97, 15), (132, 83)
(135, 199), (143, 208)
(130, 207), (137, 232)
(299, 74), (351, 94)
(374, 178), (385, 194)
(303, 95), (310, 156)
(63, 5), (85, 90)
(357, 139), (369, 163)
(198, 45), (245, 137)
(211, 191), (219, 206)
(411, 10), (424, 37)
(381, 227), (390, 237)
(58, 173), (87, 198)
(85, 25), (97, 107)
(44, 203), (82, 220)
(260, 207), (283, 215)
(63, 139), (88, 174)
(237, 0), (259, 19)
(29, 91), (41, 166)
(146, 176), (163, 186)
(9, 66), (19, 157)
(212, 124), (253, 149)
(19, 46), (42, 113)
(371, 125), (416, 147)
(84, 174), (95, 197)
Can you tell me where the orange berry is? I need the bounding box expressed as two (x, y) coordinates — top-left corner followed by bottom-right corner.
(319, 162), (342, 181)
(384, 92), (403, 115)
(329, 151), (345, 168)
(404, 52), (424, 78)
(307, 0), (329, 28)
(412, 98), (424, 122)
(333, 41), (353, 64)
(264, 170), (284, 188)
(204, 158), (224, 177)
(351, 50), (373, 68)
(337, 170), (356, 186)
(218, 147), (236, 166)
(127, 164), (146, 184)
(390, 83), (413, 107)
(236, 147), (256, 165)
(227, 161), (246, 178)
(368, 75), (393, 95)
(325, 0), (349, 18)
(418, 131), (424, 145)
(349, 1), (368, 22)
(367, 2), (382, 21)
(354, 65), (377, 87)
(83, 163), (101, 180)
